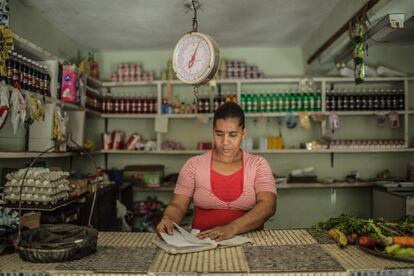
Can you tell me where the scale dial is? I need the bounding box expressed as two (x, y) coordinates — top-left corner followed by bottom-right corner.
(172, 32), (220, 85)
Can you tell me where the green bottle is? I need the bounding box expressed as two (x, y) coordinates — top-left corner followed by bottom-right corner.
(296, 93), (303, 111)
(303, 93), (309, 111)
(273, 93), (279, 112)
(315, 92), (321, 111)
(246, 94), (252, 113)
(309, 93), (315, 111)
(252, 94), (258, 113)
(240, 94), (246, 111)
(288, 93), (294, 112)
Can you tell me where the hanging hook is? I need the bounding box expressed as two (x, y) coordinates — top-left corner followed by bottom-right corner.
(192, 0), (199, 32)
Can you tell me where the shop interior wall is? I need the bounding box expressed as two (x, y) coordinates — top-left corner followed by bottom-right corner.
(9, 0), (81, 60)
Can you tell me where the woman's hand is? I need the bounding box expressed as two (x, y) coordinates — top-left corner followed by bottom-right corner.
(197, 224), (238, 241)
(156, 216), (174, 235)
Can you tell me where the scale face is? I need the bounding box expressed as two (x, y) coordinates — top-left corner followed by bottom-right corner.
(172, 32), (220, 85)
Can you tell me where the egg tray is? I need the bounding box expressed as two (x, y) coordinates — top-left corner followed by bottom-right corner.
(4, 191), (69, 205)
(6, 168), (70, 182)
(4, 185), (70, 196)
(5, 179), (70, 189)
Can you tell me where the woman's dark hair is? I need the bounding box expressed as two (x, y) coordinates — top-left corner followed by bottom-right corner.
(213, 102), (245, 129)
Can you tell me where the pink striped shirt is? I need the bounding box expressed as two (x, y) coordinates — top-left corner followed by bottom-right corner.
(174, 150), (276, 211)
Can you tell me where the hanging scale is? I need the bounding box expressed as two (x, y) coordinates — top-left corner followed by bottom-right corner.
(172, 0), (220, 102)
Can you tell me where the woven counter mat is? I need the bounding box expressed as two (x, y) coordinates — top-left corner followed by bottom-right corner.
(0, 252), (58, 272)
(56, 246), (157, 273)
(98, 232), (156, 248)
(321, 244), (414, 271)
(244, 245), (345, 273)
(243, 229), (317, 246)
(249, 273), (347, 276)
(307, 228), (336, 244)
(149, 246), (249, 273)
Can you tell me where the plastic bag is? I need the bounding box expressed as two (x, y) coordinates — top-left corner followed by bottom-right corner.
(0, 82), (9, 129)
(10, 86), (26, 134)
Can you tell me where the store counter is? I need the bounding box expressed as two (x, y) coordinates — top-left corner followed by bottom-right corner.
(1, 229), (413, 275)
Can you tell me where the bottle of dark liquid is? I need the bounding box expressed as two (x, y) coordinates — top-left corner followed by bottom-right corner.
(355, 94), (361, 110)
(373, 95), (379, 111)
(21, 57), (29, 90)
(28, 60), (35, 92)
(326, 94), (331, 111)
(398, 90), (404, 110)
(44, 65), (51, 97)
(337, 95), (343, 111)
(379, 94), (385, 111)
(6, 51), (13, 85)
(367, 95), (373, 110)
(348, 95), (355, 111)
(11, 52), (19, 86)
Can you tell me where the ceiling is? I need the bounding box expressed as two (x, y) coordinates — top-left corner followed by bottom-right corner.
(18, 0), (343, 51)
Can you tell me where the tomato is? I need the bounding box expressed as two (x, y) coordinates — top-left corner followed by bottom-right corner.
(359, 236), (376, 248)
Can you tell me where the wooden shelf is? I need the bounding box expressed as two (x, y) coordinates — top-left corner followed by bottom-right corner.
(0, 151), (75, 159)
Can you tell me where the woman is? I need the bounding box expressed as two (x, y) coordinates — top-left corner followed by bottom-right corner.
(156, 102), (276, 241)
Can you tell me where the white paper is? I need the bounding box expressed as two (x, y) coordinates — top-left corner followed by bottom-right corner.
(160, 223), (252, 250)
(155, 116), (169, 133)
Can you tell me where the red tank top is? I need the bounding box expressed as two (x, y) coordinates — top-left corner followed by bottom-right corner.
(192, 155), (246, 231)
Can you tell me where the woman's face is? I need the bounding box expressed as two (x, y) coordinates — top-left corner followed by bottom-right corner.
(213, 118), (246, 157)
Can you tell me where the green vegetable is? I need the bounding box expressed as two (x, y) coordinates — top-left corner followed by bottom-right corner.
(385, 244), (401, 254)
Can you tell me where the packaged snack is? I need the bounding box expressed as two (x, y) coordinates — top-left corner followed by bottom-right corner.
(0, 82), (9, 129)
(102, 132), (112, 150)
(111, 130), (124, 150)
(125, 133), (142, 150)
(10, 86), (26, 134)
(60, 65), (78, 103)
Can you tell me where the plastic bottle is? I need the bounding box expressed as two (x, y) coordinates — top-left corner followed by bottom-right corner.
(246, 94), (252, 113)
(252, 94), (258, 113)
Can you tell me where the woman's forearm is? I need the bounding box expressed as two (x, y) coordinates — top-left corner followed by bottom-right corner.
(162, 202), (187, 224)
(229, 196), (276, 234)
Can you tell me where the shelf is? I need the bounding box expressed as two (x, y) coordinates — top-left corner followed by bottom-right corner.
(99, 150), (204, 155)
(85, 76), (411, 90)
(133, 186), (174, 192)
(161, 113), (213, 119)
(98, 148), (414, 155)
(100, 113), (157, 119)
(85, 108), (102, 117)
(277, 182), (375, 189)
(101, 80), (159, 88)
(56, 100), (84, 111)
(254, 148), (414, 153)
(0, 151), (75, 159)
(245, 112), (320, 118)
(315, 77), (407, 82)
(85, 74), (103, 88)
(334, 111), (405, 116)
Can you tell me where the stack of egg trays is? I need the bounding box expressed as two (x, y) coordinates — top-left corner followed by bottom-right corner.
(4, 168), (71, 205)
